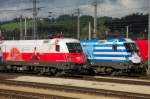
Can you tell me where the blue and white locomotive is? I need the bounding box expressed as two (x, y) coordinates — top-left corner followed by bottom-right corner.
(80, 38), (145, 74)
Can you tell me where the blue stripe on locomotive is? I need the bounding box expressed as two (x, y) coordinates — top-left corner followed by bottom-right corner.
(80, 38), (132, 63)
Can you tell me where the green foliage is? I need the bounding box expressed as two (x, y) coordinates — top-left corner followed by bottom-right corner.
(80, 25), (89, 40)
(1, 20), (32, 31)
(97, 24), (109, 39)
(105, 13), (148, 39)
(0, 13), (148, 40)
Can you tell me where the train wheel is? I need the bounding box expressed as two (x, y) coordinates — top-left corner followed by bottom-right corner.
(86, 68), (95, 76)
(49, 68), (58, 76)
(55, 70), (67, 77)
(143, 64), (148, 72)
(104, 67), (113, 75)
(141, 65), (148, 76)
(79, 68), (95, 76)
(94, 66), (105, 75)
(109, 69), (120, 76)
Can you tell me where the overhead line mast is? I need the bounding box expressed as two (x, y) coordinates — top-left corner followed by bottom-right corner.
(33, 0), (37, 39)
(76, 8), (80, 40)
(93, 0), (98, 40)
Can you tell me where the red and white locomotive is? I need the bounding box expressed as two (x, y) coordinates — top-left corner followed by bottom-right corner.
(0, 37), (86, 75)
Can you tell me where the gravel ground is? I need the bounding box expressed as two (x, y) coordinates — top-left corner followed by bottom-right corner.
(0, 84), (119, 99)
(7, 76), (150, 95)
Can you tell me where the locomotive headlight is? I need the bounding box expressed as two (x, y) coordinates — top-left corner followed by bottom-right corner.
(131, 53), (141, 63)
(67, 57), (72, 62)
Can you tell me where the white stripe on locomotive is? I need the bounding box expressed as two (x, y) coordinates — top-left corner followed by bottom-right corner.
(94, 47), (126, 50)
(93, 52), (131, 55)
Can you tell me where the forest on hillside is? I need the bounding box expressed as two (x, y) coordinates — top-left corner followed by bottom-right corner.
(0, 13), (148, 40)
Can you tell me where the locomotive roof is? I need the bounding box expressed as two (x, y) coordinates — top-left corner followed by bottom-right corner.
(0, 38), (80, 45)
(107, 38), (134, 42)
(81, 38), (134, 43)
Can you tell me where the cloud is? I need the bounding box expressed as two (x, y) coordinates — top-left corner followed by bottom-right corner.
(79, 0), (149, 18)
(0, 0), (149, 21)
(103, 0), (149, 17)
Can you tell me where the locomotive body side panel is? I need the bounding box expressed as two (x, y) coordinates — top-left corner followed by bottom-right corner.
(135, 40), (148, 62)
(0, 38), (85, 65)
(81, 38), (142, 70)
(2, 40), (66, 63)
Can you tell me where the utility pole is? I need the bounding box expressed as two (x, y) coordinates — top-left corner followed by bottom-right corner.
(89, 22), (91, 40)
(20, 15), (23, 40)
(24, 17), (27, 40)
(93, 0), (98, 40)
(0, 30), (1, 36)
(0, 30), (2, 39)
(148, 0), (150, 75)
(76, 8), (80, 40)
(33, 0), (37, 39)
(126, 26), (129, 38)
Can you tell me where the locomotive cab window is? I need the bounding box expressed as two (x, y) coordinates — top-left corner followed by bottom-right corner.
(124, 43), (138, 53)
(56, 45), (60, 52)
(66, 43), (83, 53)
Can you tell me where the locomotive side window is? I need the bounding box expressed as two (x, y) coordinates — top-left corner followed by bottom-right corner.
(66, 43), (83, 53)
(56, 45), (60, 52)
(112, 43), (117, 51)
(124, 43), (138, 53)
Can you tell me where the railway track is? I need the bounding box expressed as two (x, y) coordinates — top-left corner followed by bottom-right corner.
(80, 76), (150, 86)
(0, 73), (150, 98)
(1, 72), (150, 86)
(0, 89), (75, 99)
(43, 74), (150, 86)
(0, 79), (149, 99)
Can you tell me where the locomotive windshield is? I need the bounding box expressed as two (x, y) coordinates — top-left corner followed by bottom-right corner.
(66, 43), (83, 53)
(124, 43), (138, 53)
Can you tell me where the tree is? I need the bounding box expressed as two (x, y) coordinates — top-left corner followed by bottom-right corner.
(97, 25), (109, 39)
(80, 25), (88, 40)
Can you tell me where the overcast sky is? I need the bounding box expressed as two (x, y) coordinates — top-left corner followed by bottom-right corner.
(0, 0), (149, 21)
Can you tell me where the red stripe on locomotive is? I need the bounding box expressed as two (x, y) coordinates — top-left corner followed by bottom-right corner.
(3, 52), (85, 64)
